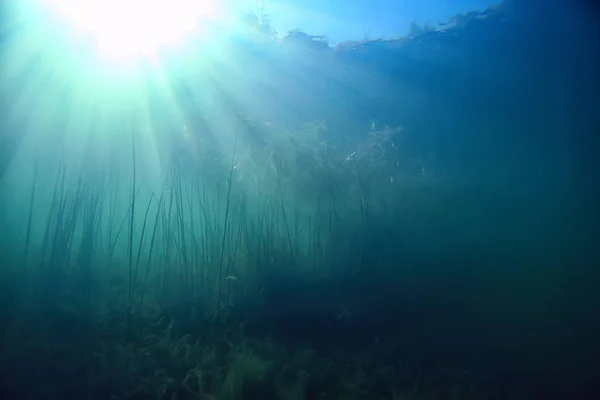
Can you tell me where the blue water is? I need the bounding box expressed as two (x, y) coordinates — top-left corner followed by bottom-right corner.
(0, 1), (599, 399)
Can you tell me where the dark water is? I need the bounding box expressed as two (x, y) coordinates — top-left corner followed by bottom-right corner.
(0, 1), (599, 399)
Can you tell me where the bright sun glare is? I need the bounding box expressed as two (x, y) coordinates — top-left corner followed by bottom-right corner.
(45, 0), (219, 61)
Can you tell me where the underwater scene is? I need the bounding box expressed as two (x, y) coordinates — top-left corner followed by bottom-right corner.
(1, 0), (599, 399)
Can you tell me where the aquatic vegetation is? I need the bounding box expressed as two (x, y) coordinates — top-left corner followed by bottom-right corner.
(1, 1), (598, 399)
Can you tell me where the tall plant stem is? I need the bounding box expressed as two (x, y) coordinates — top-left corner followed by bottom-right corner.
(127, 129), (137, 325)
(214, 135), (237, 320)
(23, 159), (38, 268)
